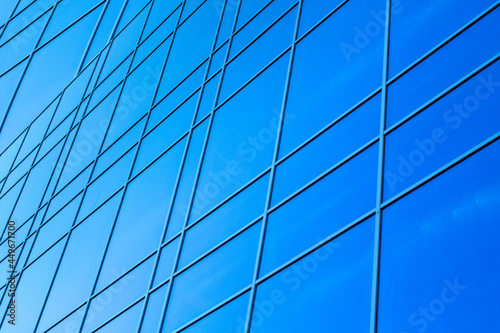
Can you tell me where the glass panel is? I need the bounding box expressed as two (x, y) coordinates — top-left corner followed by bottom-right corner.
(139, 282), (170, 332)
(388, 0), (497, 77)
(279, 0), (385, 158)
(250, 219), (374, 332)
(142, 0), (181, 41)
(386, 5), (500, 127)
(94, 300), (144, 333)
(37, 192), (122, 333)
(153, 237), (180, 287)
(273, 93), (380, 206)
(181, 292), (250, 333)
(163, 222), (261, 332)
(298, 0), (344, 36)
(196, 72), (220, 123)
(191, 53), (288, 222)
(179, 174), (268, 270)
(82, 256), (155, 332)
(0, 60), (28, 128)
(96, 139), (186, 291)
(236, 0), (271, 29)
(384, 59), (500, 199)
(378, 140), (500, 333)
(260, 144), (378, 276)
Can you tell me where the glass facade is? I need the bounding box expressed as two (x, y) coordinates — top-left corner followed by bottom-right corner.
(0, 0), (499, 332)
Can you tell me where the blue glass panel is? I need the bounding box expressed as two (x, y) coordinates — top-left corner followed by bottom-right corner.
(260, 143), (378, 276)
(83, 256), (155, 332)
(139, 282), (169, 332)
(0, 129), (26, 182)
(0, 6), (101, 154)
(272, 94), (380, 206)
(279, 0), (384, 158)
(37, 192), (122, 333)
(207, 42), (227, 79)
(1, 239), (65, 333)
(298, 0), (344, 36)
(45, 305), (85, 333)
(0, 0), (17, 26)
(378, 140), (500, 333)
(153, 237), (180, 287)
(78, 147), (134, 221)
(166, 119), (209, 240)
(156, 1), (222, 100)
(191, 53), (288, 222)
(1, 0), (52, 42)
(251, 219), (374, 332)
(142, 0), (181, 41)
(386, 5), (500, 127)
(132, 27), (173, 72)
(115, 0), (149, 33)
(220, 8), (295, 103)
(102, 40), (169, 149)
(230, 0), (296, 59)
(181, 292), (250, 333)
(133, 93), (195, 175)
(214, 0), (237, 48)
(0, 178), (26, 240)
(236, 0), (270, 29)
(96, 139), (186, 291)
(163, 222), (260, 332)
(94, 300), (144, 333)
(196, 72), (220, 123)
(0, 60), (27, 124)
(388, 0), (497, 78)
(384, 59), (500, 199)
(40, 0), (104, 45)
(179, 174), (268, 270)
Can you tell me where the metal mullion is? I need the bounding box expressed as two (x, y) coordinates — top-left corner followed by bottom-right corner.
(155, 1), (244, 332)
(243, 1), (302, 332)
(371, 1), (391, 332)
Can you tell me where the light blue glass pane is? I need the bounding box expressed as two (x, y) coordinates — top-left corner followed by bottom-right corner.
(40, 0), (104, 45)
(16, 98), (58, 164)
(37, 192), (122, 333)
(139, 282), (169, 332)
(153, 237), (180, 287)
(94, 300), (144, 333)
(179, 174), (268, 270)
(181, 292), (250, 333)
(99, 8), (148, 79)
(1, 0), (52, 42)
(102, 39), (168, 149)
(251, 219), (374, 332)
(378, 140), (500, 333)
(3, 144), (35, 193)
(150, 62), (205, 130)
(191, 53), (288, 222)
(133, 91), (194, 175)
(96, 138), (186, 291)
(0, 60), (27, 124)
(115, 0), (149, 33)
(0, 7), (100, 154)
(279, 0), (384, 158)
(214, 0), (237, 48)
(156, 1), (222, 100)
(10, 140), (63, 226)
(45, 305), (85, 333)
(298, 0), (344, 36)
(93, 116), (145, 181)
(83, 256), (155, 332)
(28, 193), (82, 266)
(37, 110), (75, 166)
(78, 147), (134, 221)
(0, 130), (26, 182)
(386, 5), (500, 127)
(142, 0), (181, 41)
(230, 0), (296, 59)
(181, 0), (205, 22)
(384, 59), (500, 199)
(207, 42), (226, 79)
(260, 144), (378, 276)
(163, 222), (260, 332)
(49, 60), (97, 133)
(1, 239), (65, 333)
(0, 0), (17, 26)
(220, 8), (295, 103)
(166, 119), (209, 240)
(196, 71), (220, 123)
(132, 25), (173, 72)
(236, 0), (270, 29)
(0, 178), (25, 238)
(388, 0), (497, 78)
(273, 94), (381, 206)
(81, 0), (124, 68)
(0, 11), (50, 76)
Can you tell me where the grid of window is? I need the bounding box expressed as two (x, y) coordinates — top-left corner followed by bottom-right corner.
(0, 0), (499, 332)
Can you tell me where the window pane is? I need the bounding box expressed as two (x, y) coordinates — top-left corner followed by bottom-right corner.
(378, 140), (500, 333)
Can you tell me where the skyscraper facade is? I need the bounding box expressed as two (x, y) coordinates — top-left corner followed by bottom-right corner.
(0, 0), (499, 332)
